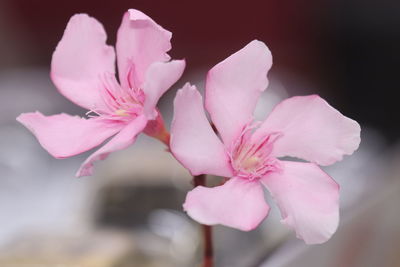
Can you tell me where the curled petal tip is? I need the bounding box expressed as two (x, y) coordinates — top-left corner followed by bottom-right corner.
(75, 166), (93, 178)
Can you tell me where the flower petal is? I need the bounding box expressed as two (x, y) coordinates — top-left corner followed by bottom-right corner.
(184, 177), (269, 231)
(170, 83), (233, 177)
(76, 114), (147, 177)
(51, 14), (115, 110)
(116, 9), (172, 89)
(253, 95), (361, 166)
(142, 59), (185, 119)
(205, 40), (272, 148)
(16, 112), (123, 158)
(262, 161), (339, 244)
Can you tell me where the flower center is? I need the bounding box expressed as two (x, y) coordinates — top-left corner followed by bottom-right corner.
(230, 124), (281, 180)
(89, 73), (145, 122)
(241, 156), (261, 172)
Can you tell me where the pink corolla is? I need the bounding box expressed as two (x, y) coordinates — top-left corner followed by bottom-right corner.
(170, 40), (360, 244)
(17, 9), (185, 177)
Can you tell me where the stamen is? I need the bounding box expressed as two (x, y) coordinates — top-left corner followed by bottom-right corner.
(89, 71), (147, 123)
(242, 156), (261, 171)
(230, 123), (283, 179)
(115, 109), (129, 117)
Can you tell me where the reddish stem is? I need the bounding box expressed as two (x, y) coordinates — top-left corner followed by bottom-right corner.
(202, 224), (213, 267)
(158, 132), (214, 266)
(194, 174), (214, 267)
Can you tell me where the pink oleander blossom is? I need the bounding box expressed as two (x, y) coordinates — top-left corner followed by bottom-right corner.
(170, 40), (360, 244)
(17, 9), (185, 177)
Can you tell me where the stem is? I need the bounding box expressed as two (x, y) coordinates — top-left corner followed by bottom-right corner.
(157, 131), (214, 266)
(194, 175), (214, 267)
(202, 224), (213, 267)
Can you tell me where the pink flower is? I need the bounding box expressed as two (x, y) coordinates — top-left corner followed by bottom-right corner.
(170, 40), (360, 244)
(17, 9), (185, 177)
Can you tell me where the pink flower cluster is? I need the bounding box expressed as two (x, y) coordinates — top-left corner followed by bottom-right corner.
(17, 10), (361, 244)
(17, 10), (185, 177)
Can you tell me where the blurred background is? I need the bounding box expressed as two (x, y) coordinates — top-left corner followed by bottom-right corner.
(0, 0), (399, 266)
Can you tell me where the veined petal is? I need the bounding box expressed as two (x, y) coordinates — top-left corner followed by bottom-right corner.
(76, 114), (147, 177)
(51, 14), (115, 111)
(205, 40), (272, 148)
(170, 84), (233, 177)
(142, 59), (185, 119)
(262, 161), (339, 244)
(16, 112), (123, 158)
(184, 177), (270, 231)
(116, 9), (172, 89)
(253, 95), (361, 166)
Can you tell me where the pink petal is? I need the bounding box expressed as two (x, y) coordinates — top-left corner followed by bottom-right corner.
(116, 9), (172, 89)
(205, 40), (272, 148)
(142, 60), (185, 119)
(51, 14), (115, 111)
(184, 177), (270, 231)
(253, 95), (361, 166)
(76, 114), (147, 177)
(170, 84), (233, 177)
(262, 161), (339, 244)
(16, 112), (123, 158)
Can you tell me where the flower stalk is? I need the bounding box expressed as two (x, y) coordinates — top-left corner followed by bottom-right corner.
(158, 131), (214, 267)
(194, 174), (214, 267)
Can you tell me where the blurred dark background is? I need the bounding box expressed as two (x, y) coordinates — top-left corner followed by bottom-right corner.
(1, 0), (399, 142)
